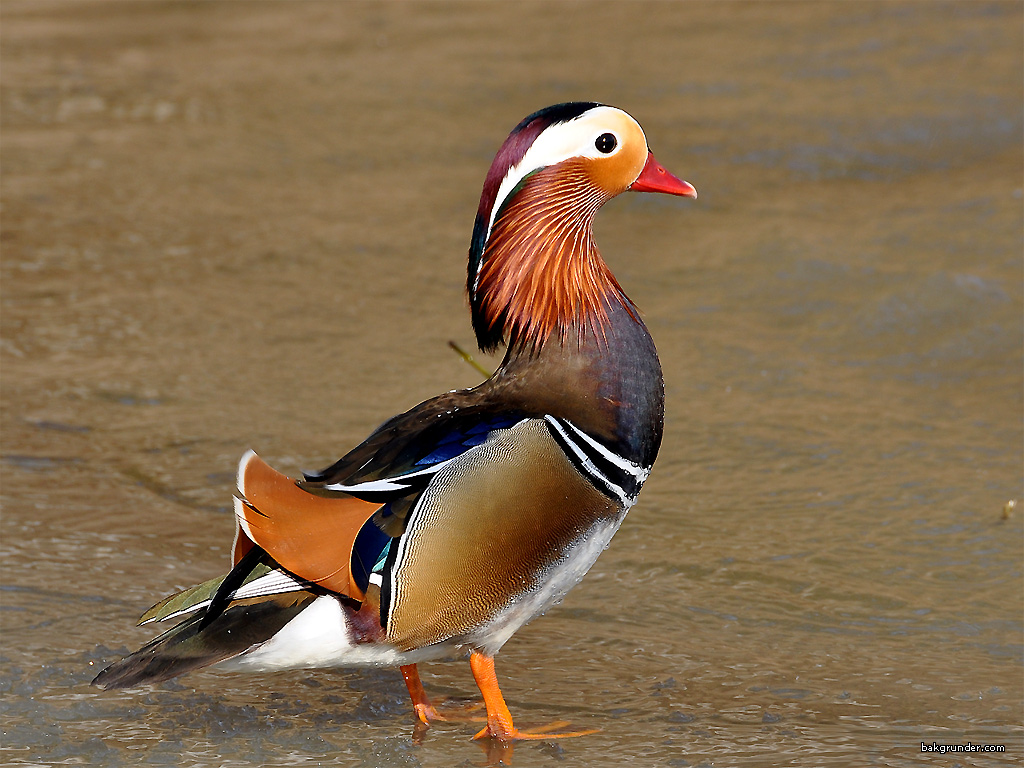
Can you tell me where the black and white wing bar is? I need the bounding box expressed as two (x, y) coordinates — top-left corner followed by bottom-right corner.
(320, 418), (535, 502)
(320, 458), (460, 502)
(543, 416), (650, 506)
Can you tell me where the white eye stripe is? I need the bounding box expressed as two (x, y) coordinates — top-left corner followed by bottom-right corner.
(485, 106), (643, 239)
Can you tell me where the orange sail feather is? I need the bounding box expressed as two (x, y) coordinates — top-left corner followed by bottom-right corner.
(234, 450), (382, 601)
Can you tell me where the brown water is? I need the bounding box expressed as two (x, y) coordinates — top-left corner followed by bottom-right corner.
(2, 2), (1021, 766)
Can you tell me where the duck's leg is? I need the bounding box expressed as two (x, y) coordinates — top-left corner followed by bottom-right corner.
(469, 652), (518, 740)
(469, 651), (598, 741)
(401, 664), (442, 724)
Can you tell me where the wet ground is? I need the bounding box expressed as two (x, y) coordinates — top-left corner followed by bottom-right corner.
(1, 2), (1021, 766)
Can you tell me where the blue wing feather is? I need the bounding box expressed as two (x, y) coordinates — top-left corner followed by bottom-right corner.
(345, 411), (525, 592)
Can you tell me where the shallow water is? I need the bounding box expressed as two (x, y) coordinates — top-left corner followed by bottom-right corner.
(1, 2), (1021, 766)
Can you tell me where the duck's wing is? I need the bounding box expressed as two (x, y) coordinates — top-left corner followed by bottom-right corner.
(231, 391), (527, 605)
(137, 558), (295, 626)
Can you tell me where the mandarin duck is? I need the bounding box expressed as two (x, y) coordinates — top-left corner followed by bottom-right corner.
(93, 102), (696, 742)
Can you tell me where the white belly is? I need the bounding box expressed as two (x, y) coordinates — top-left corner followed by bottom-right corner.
(218, 596), (456, 672)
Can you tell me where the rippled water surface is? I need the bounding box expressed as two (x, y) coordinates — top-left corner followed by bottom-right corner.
(2, 2), (1021, 766)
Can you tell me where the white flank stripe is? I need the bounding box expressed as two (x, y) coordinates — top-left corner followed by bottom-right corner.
(387, 489), (422, 618)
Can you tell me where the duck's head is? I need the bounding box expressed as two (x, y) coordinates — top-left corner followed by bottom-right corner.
(468, 102), (696, 353)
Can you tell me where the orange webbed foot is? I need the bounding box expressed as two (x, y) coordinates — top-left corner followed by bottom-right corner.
(468, 651), (599, 743)
(472, 721), (600, 742)
(411, 700), (442, 726)
(402, 663), (486, 728)
(415, 698), (487, 725)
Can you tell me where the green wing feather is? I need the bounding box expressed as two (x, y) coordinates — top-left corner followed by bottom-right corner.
(138, 563), (276, 625)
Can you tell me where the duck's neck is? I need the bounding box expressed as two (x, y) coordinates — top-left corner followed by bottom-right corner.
(468, 162), (664, 466)
(487, 294), (664, 471)
(470, 161), (633, 353)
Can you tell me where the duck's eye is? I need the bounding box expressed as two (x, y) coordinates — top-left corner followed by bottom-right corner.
(595, 133), (617, 154)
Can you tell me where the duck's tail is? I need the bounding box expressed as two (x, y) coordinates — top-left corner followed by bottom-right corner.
(93, 448), (376, 689)
(92, 590), (317, 689)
